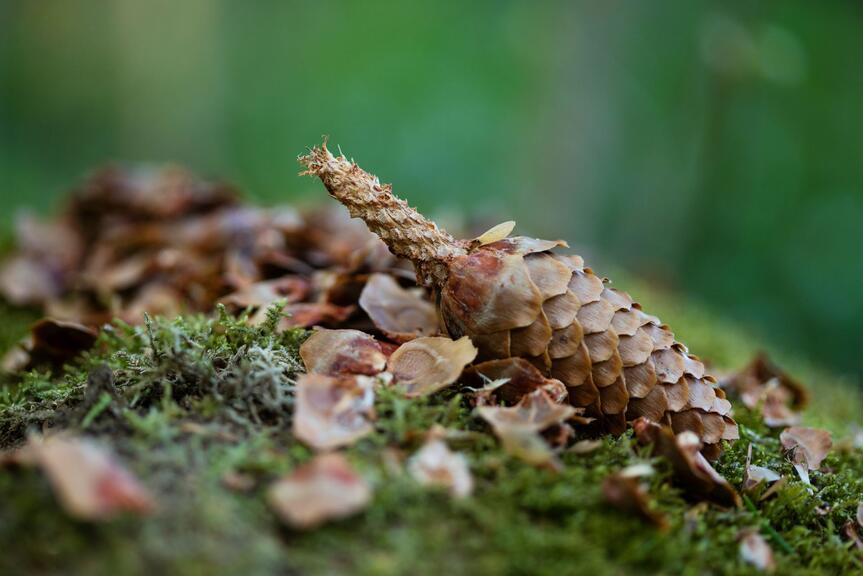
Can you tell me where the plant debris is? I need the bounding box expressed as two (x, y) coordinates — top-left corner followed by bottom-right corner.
(0, 165), (415, 370)
(267, 453), (372, 529)
(569, 438), (604, 454)
(633, 417), (740, 507)
(408, 436), (473, 498)
(293, 373), (376, 451)
(463, 358), (568, 405)
(780, 426), (832, 483)
(722, 353), (808, 427)
(387, 336), (477, 397)
(844, 502), (863, 550)
(739, 529), (776, 572)
(4, 318), (99, 371)
(841, 520), (863, 550)
(477, 389), (583, 433)
(779, 426), (832, 470)
(742, 444), (782, 493)
(602, 471), (668, 530)
(358, 273), (438, 341)
(300, 328), (387, 376)
(2, 434), (154, 520)
(477, 389), (588, 469)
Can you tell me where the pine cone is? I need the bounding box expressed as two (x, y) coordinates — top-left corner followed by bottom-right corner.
(299, 142), (738, 456)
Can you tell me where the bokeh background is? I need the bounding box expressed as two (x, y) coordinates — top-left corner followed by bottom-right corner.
(2, 1), (862, 380)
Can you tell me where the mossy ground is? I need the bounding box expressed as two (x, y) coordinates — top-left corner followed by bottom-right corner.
(1, 277), (862, 576)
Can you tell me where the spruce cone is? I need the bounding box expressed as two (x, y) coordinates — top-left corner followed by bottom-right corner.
(299, 142), (738, 457)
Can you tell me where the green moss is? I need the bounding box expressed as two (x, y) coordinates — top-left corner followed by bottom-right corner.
(1, 295), (862, 575)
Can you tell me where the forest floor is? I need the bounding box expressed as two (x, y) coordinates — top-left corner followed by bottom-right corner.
(1, 273), (863, 576)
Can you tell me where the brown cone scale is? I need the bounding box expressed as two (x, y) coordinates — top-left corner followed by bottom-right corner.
(299, 142), (738, 456)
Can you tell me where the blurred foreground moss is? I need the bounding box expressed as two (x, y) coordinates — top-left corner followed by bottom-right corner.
(1, 289), (862, 576)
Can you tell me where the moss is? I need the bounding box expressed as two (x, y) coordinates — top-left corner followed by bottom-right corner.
(1, 295), (862, 575)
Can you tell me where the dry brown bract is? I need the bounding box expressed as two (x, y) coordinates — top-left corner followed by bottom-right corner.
(845, 502), (863, 550)
(722, 354), (808, 428)
(739, 529), (776, 572)
(842, 520), (863, 550)
(633, 417), (740, 507)
(780, 426), (831, 483)
(267, 453), (371, 529)
(0, 166), (241, 327)
(463, 358), (568, 405)
(569, 439), (604, 455)
(0, 165), (422, 356)
(477, 389), (581, 433)
(477, 389), (588, 469)
(387, 336), (477, 397)
(293, 373), (376, 451)
(3, 318), (99, 372)
(742, 443), (782, 493)
(31, 318), (98, 365)
(496, 427), (562, 469)
(300, 328), (387, 376)
(221, 276), (310, 309)
(602, 472), (668, 530)
(359, 273), (438, 342)
(0, 214), (82, 306)
(281, 302), (356, 330)
(1, 435), (154, 520)
(408, 438), (473, 498)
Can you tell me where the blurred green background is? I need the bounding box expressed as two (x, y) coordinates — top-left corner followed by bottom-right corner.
(2, 1), (862, 381)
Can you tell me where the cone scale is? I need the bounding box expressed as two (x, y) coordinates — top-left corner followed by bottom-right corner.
(300, 142), (738, 457)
